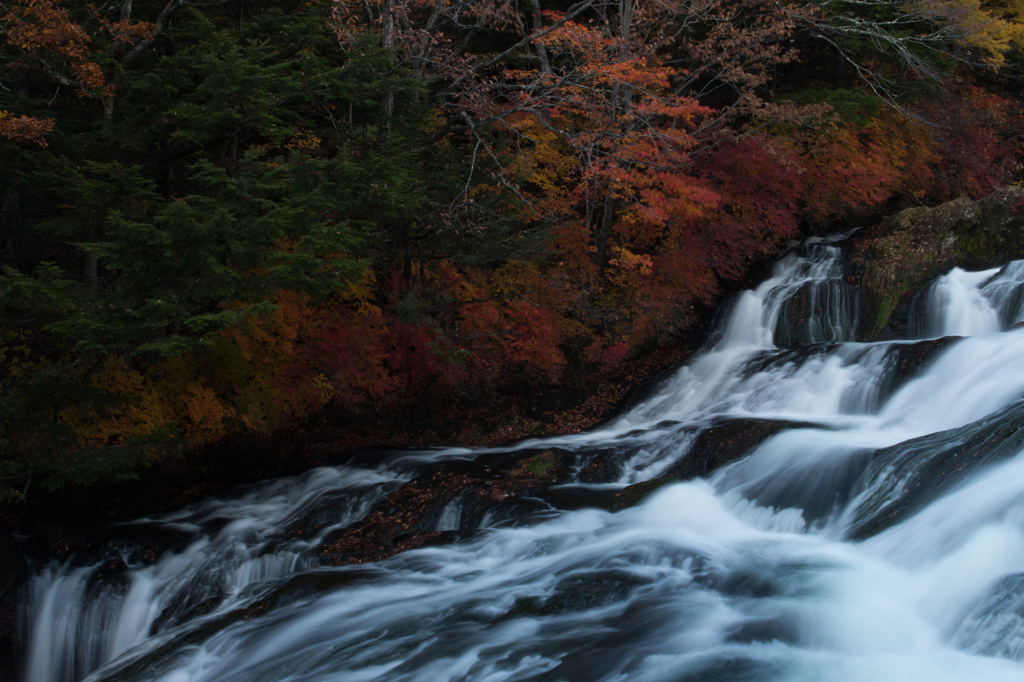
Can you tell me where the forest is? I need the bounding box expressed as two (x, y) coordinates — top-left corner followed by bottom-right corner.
(1, 0), (1023, 501)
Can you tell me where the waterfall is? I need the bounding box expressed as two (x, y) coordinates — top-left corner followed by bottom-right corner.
(910, 261), (1024, 338)
(914, 267), (1002, 338)
(18, 466), (407, 682)
(15, 240), (1024, 682)
(983, 260), (1024, 328)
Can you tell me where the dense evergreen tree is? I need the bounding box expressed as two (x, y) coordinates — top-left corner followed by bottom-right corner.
(0, 0), (1021, 498)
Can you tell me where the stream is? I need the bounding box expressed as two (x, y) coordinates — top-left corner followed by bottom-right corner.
(15, 236), (1024, 682)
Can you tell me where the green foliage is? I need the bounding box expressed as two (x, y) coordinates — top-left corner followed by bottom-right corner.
(782, 88), (884, 126)
(0, 0), (1021, 499)
(0, 263), (72, 313)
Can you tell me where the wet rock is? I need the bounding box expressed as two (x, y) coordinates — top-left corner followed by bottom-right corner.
(725, 617), (800, 645)
(318, 463), (559, 566)
(849, 398), (1024, 539)
(869, 286), (923, 342)
(505, 569), (654, 618)
(949, 572), (1024, 660)
(152, 576), (227, 632)
(705, 570), (778, 599)
(317, 442), (652, 566)
(667, 654), (786, 682)
(879, 336), (961, 396)
(475, 448), (570, 481)
(607, 477), (677, 512)
(741, 344), (837, 379)
(774, 280), (856, 347)
(242, 568), (383, 622)
(539, 485), (623, 511)
(576, 449), (626, 484)
(776, 281), (813, 346)
(600, 419), (822, 513)
(664, 418), (820, 481)
(155, 595), (224, 631)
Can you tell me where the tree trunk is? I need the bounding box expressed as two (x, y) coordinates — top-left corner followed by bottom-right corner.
(380, 0), (397, 128)
(528, 0), (552, 74)
(594, 191), (614, 267)
(619, 0), (632, 53)
(418, 242), (427, 289)
(228, 130), (239, 176)
(403, 240), (413, 289)
(1, 186), (18, 267)
(159, 140), (174, 199)
(616, 0), (633, 114)
(84, 216), (99, 295)
(592, 0), (631, 269)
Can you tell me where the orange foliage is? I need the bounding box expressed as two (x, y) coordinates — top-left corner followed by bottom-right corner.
(0, 111), (53, 144)
(61, 356), (170, 447)
(1, 0), (154, 98)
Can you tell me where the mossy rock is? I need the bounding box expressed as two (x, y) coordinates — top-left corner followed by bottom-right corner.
(513, 450), (562, 478)
(525, 451), (555, 476)
(855, 186), (1024, 338)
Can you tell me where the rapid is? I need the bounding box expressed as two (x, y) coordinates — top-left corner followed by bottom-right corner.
(15, 236), (1024, 682)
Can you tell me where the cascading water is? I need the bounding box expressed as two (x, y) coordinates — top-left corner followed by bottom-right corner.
(16, 240), (1024, 682)
(18, 466), (409, 682)
(910, 259), (1024, 338)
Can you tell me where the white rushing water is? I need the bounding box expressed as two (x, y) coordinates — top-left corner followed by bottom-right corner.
(17, 244), (1024, 682)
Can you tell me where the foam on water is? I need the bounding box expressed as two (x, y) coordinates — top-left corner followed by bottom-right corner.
(17, 244), (1024, 682)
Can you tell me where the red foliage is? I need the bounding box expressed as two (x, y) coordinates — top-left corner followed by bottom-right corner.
(925, 84), (1022, 199)
(382, 322), (440, 394)
(699, 138), (803, 276)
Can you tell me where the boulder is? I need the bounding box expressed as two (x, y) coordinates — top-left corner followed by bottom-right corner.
(879, 336), (961, 397)
(852, 186), (1024, 339)
(848, 398), (1024, 539)
(664, 418), (820, 481)
(604, 418), (820, 513)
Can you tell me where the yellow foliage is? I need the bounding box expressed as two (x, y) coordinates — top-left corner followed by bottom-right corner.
(61, 356), (170, 447)
(491, 260), (543, 295)
(154, 354), (235, 445)
(335, 269), (377, 304)
(180, 381), (233, 442)
(275, 235), (300, 252)
(607, 246), (654, 275)
(311, 373), (335, 404)
(502, 114), (578, 218)
(925, 0), (1024, 64)
(285, 130), (323, 150)
(420, 107), (448, 137)
(356, 301), (383, 318)
(558, 317), (592, 342)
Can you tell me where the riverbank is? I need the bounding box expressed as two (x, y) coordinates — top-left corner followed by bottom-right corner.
(9, 186), (1024, 543)
(0, 325), (699, 534)
(14, 200), (1024, 682)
